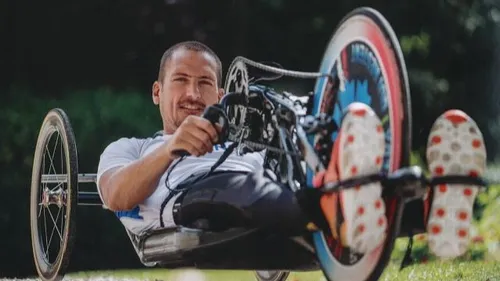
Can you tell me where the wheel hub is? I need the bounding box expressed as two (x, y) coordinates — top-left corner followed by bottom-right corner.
(41, 186), (67, 208)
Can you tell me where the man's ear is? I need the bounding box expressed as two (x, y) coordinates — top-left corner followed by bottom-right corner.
(217, 88), (224, 102)
(152, 81), (161, 105)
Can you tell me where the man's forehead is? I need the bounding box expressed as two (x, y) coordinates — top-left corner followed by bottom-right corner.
(168, 48), (217, 73)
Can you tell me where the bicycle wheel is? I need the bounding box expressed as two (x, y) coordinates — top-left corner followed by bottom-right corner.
(30, 108), (78, 281)
(254, 270), (290, 281)
(306, 7), (412, 281)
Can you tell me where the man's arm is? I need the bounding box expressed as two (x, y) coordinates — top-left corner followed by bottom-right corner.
(98, 142), (174, 211)
(98, 115), (220, 211)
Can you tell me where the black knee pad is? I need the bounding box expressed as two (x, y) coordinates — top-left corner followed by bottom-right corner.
(174, 186), (253, 230)
(172, 170), (310, 234)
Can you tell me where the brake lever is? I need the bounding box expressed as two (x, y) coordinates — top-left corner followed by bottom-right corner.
(172, 105), (230, 157)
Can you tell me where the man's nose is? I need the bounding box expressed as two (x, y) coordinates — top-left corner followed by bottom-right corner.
(186, 82), (202, 99)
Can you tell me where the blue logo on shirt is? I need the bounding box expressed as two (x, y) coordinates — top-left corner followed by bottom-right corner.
(213, 142), (232, 151)
(116, 206), (143, 220)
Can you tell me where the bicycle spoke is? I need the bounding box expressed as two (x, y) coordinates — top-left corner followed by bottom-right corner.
(47, 207), (63, 244)
(45, 145), (57, 178)
(45, 207), (63, 259)
(43, 207), (49, 261)
(60, 207), (65, 245)
(44, 130), (60, 178)
(49, 181), (64, 192)
(38, 203), (43, 217)
(50, 131), (60, 174)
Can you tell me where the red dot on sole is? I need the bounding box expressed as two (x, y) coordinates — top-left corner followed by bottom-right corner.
(472, 139), (481, 148)
(444, 110), (468, 125)
(431, 225), (441, 234)
(434, 166), (444, 175)
(432, 136), (442, 144)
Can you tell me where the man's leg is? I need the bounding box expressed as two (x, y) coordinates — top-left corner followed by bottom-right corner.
(170, 169), (314, 236)
(169, 102), (389, 256)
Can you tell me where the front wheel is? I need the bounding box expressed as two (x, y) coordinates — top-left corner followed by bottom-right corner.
(30, 108), (78, 281)
(306, 7), (412, 281)
(254, 270), (290, 281)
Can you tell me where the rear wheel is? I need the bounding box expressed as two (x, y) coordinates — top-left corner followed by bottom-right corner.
(30, 108), (78, 281)
(306, 7), (412, 281)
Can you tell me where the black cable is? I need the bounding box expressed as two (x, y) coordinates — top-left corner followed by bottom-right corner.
(164, 155), (187, 192)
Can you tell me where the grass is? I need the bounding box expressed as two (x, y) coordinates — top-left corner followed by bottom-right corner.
(380, 261), (500, 281)
(65, 260), (500, 281)
(68, 269), (324, 281)
(63, 233), (500, 281)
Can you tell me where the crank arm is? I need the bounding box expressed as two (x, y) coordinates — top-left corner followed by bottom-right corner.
(319, 166), (489, 202)
(428, 175), (487, 188)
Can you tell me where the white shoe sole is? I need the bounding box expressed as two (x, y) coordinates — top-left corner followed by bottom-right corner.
(337, 102), (387, 254)
(425, 110), (487, 259)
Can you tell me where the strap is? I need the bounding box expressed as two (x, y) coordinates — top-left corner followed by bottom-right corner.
(400, 229), (414, 270)
(198, 142), (239, 181)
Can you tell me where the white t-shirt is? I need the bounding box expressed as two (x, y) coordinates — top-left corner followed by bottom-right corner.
(96, 134), (265, 235)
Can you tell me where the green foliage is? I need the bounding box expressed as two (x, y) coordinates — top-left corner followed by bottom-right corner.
(400, 32), (431, 57)
(410, 151), (426, 169)
(477, 184), (500, 261)
(476, 183), (500, 216)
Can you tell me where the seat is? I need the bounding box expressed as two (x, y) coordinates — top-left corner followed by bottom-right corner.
(123, 225), (320, 271)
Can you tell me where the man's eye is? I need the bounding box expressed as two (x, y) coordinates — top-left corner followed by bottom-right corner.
(200, 80), (213, 86)
(174, 77), (187, 82)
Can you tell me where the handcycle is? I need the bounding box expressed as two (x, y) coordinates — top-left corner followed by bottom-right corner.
(29, 7), (488, 281)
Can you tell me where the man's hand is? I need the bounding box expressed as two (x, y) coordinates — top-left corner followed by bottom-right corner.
(165, 115), (220, 159)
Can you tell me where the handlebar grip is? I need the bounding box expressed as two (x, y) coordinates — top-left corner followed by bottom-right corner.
(172, 105), (229, 157)
(203, 105), (229, 144)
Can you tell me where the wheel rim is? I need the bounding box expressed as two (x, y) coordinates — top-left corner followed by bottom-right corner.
(306, 7), (410, 281)
(30, 109), (76, 281)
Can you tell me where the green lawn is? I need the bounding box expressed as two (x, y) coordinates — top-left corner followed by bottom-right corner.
(67, 260), (500, 281)
(380, 261), (500, 281)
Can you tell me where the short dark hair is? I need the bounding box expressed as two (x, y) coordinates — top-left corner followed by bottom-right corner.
(157, 41), (223, 87)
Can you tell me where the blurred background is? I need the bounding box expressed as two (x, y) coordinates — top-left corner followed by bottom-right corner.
(2, 0), (500, 278)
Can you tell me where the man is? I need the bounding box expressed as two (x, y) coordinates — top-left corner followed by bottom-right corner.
(97, 41), (487, 258)
(97, 41), (309, 237)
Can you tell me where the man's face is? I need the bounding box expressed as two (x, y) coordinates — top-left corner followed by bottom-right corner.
(153, 48), (223, 134)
